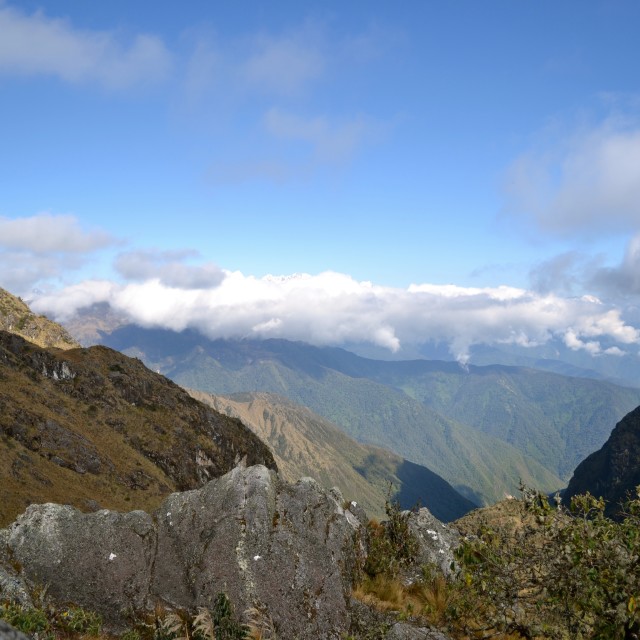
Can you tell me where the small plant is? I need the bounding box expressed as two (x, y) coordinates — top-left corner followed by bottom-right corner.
(153, 594), (249, 640)
(363, 498), (418, 579)
(0, 602), (49, 635)
(0, 600), (102, 638)
(57, 605), (103, 635)
(244, 605), (277, 639)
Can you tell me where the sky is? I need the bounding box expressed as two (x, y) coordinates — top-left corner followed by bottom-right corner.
(2, 0), (640, 361)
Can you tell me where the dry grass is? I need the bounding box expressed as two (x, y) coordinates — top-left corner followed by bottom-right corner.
(0, 330), (274, 527)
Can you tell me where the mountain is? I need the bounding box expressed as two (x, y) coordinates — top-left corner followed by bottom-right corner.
(96, 326), (569, 505)
(347, 357), (640, 481)
(0, 287), (79, 349)
(191, 390), (476, 522)
(0, 329), (276, 527)
(564, 404), (640, 519)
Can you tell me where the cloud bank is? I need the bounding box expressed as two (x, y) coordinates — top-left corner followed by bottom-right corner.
(30, 269), (640, 363)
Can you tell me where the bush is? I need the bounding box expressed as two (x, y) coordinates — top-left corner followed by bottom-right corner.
(363, 499), (419, 579)
(455, 485), (640, 639)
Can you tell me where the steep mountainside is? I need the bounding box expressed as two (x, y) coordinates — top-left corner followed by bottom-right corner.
(0, 287), (79, 350)
(564, 404), (640, 519)
(98, 327), (564, 504)
(0, 330), (276, 527)
(191, 390), (476, 522)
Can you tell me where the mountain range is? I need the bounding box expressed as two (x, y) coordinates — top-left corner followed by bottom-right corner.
(90, 324), (640, 504)
(0, 287), (473, 525)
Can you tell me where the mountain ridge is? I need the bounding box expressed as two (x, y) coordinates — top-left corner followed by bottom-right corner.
(0, 328), (276, 527)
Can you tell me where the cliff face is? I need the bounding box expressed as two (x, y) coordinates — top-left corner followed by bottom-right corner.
(0, 330), (276, 526)
(564, 404), (640, 518)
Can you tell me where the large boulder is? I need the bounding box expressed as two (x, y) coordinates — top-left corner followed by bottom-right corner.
(1, 465), (361, 639)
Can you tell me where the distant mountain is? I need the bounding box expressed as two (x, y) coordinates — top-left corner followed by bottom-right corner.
(97, 326), (570, 505)
(0, 329), (276, 527)
(564, 404), (640, 519)
(191, 390), (476, 522)
(0, 287), (79, 349)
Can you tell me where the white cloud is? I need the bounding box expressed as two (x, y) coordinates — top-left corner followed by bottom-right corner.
(504, 114), (640, 236)
(114, 249), (225, 289)
(241, 31), (325, 96)
(0, 4), (172, 89)
(0, 213), (116, 294)
(0, 213), (113, 254)
(31, 270), (640, 362)
(591, 232), (640, 296)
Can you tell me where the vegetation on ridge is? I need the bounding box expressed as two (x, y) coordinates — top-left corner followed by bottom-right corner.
(0, 287), (79, 350)
(353, 486), (640, 639)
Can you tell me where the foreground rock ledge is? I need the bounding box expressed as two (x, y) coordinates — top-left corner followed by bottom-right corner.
(0, 465), (363, 639)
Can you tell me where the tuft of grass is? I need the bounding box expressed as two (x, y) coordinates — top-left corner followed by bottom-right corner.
(244, 605), (277, 639)
(0, 600), (103, 638)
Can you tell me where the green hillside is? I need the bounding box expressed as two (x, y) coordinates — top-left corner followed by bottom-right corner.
(356, 361), (640, 480)
(190, 390), (476, 522)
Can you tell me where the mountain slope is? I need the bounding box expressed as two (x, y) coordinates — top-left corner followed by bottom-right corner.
(356, 360), (640, 480)
(191, 390), (476, 522)
(564, 404), (640, 519)
(0, 287), (79, 349)
(0, 330), (276, 527)
(99, 327), (564, 504)
(104, 327), (640, 484)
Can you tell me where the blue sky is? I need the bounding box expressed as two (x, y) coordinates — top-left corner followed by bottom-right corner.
(2, 1), (640, 360)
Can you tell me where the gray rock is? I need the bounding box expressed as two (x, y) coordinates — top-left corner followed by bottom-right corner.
(0, 620), (31, 640)
(405, 508), (460, 576)
(386, 622), (451, 639)
(1, 465), (360, 639)
(0, 530), (32, 608)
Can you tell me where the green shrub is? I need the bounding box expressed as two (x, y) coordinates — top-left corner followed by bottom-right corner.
(0, 602), (49, 635)
(455, 485), (640, 639)
(363, 499), (418, 578)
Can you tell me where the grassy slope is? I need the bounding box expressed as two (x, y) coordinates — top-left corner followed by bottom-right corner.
(191, 390), (476, 522)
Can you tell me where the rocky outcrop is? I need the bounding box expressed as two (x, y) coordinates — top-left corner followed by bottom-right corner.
(564, 404), (640, 519)
(406, 508), (459, 577)
(0, 465), (365, 639)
